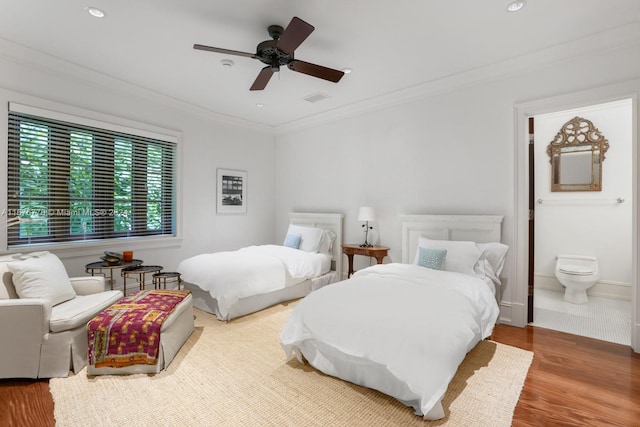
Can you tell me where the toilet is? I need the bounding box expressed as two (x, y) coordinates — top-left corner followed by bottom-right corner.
(555, 254), (600, 304)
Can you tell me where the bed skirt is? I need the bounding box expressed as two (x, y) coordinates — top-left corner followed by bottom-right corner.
(184, 271), (339, 321)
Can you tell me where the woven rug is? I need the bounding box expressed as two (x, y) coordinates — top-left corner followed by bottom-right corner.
(50, 302), (533, 426)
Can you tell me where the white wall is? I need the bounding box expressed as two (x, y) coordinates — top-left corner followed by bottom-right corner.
(274, 30), (640, 322)
(534, 100), (633, 299)
(0, 25), (639, 327)
(0, 40), (277, 280)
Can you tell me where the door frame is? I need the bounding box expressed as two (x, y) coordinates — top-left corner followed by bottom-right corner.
(512, 80), (639, 352)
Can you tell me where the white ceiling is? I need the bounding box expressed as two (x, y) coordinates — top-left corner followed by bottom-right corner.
(1, 0), (639, 129)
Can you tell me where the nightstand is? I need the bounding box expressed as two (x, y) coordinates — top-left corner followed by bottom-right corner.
(341, 244), (389, 278)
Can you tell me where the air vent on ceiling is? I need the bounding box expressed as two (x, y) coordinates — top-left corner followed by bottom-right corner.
(303, 92), (330, 103)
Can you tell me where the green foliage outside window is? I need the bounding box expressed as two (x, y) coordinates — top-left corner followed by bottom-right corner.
(8, 111), (175, 246)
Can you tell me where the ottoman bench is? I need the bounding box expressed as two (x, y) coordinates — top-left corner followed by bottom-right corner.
(87, 290), (194, 375)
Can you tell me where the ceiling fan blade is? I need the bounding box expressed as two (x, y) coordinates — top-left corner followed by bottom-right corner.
(250, 66), (275, 91)
(288, 60), (345, 83)
(193, 44), (256, 59)
(276, 17), (314, 54)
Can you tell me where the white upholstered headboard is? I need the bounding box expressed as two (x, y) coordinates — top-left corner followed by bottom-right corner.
(288, 212), (344, 277)
(400, 214), (504, 263)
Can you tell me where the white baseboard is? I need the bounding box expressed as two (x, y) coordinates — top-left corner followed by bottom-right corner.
(534, 274), (631, 301)
(498, 301), (527, 327)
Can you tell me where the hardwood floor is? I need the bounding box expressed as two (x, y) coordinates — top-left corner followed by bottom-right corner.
(492, 324), (640, 427)
(1, 324), (638, 426)
(0, 379), (54, 427)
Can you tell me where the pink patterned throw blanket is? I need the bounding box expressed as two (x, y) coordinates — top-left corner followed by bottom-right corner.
(88, 290), (190, 368)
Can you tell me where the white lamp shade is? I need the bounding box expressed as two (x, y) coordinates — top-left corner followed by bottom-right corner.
(358, 207), (376, 221)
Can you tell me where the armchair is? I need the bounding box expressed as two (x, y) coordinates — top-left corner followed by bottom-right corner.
(0, 253), (122, 378)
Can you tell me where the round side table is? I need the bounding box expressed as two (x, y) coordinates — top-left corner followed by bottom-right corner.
(85, 259), (143, 290)
(121, 265), (163, 295)
(152, 272), (182, 290)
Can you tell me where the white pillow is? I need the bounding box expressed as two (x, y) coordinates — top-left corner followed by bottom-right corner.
(317, 229), (337, 256)
(477, 242), (509, 278)
(414, 237), (484, 278)
(285, 224), (325, 253)
(8, 252), (76, 306)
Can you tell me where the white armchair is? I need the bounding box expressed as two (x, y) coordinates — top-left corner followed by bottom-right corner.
(0, 253), (122, 378)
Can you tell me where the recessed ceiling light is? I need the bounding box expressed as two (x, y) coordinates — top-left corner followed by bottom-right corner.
(86, 7), (106, 18)
(342, 68), (353, 74)
(506, 1), (526, 12)
(220, 59), (234, 68)
(256, 103), (265, 108)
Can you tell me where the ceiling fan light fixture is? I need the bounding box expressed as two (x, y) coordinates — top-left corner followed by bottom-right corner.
(342, 68), (353, 74)
(506, 1), (526, 12)
(86, 6), (106, 18)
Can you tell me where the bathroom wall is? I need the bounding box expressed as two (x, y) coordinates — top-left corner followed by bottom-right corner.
(533, 99), (633, 300)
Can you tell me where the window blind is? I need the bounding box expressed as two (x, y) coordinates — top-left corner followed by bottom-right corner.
(7, 110), (176, 247)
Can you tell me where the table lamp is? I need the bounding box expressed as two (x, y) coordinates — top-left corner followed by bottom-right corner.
(358, 207), (376, 247)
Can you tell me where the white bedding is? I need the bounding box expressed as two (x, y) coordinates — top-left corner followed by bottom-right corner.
(177, 245), (330, 320)
(280, 263), (500, 419)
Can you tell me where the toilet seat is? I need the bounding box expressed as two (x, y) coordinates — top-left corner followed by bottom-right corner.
(559, 265), (593, 275)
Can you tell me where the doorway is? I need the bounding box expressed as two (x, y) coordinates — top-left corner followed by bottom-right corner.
(529, 100), (633, 345)
(513, 82), (639, 353)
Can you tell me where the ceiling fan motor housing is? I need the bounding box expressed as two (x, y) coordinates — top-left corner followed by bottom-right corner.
(256, 41), (293, 71)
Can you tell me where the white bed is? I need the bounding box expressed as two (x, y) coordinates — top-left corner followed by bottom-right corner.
(279, 214), (507, 420)
(178, 212), (344, 321)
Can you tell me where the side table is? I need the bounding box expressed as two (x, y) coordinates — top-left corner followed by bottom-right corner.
(121, 265), (163, 296)
(153, 272), (182, 290)
(341, 244), (389, 278)
(85, 259), (143, 290)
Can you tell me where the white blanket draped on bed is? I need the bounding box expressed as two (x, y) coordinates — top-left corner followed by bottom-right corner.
(177, 245), (330, 320)
(280, 263), (500, 419)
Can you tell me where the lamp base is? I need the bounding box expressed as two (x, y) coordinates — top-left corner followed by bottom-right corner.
(359, 242), (373, 248)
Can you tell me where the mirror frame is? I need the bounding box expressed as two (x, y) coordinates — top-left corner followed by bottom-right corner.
(546, 116), (609, 192)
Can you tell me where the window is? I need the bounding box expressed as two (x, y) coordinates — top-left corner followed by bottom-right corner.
(7, 106), (176, 248)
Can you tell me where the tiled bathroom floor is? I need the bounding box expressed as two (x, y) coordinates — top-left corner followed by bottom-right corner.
(531, 288), (632, 346)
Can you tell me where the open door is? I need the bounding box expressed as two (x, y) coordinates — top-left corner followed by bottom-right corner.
(527, 117), (535, 323)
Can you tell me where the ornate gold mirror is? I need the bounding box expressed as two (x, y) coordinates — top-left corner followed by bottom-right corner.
(546, 116), (609, 192)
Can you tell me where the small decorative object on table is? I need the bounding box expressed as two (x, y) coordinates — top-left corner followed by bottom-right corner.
(122, 251), (134, 262)
(100, 251), (123, 266)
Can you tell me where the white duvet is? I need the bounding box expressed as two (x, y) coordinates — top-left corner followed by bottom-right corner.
(177, 245), (330, 320)
(280, 263), (500, 419)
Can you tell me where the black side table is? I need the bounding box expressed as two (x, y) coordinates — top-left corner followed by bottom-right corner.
(153, 272), (182, 290)
(121, 265), (163, 295)
(85, 259), (143, 290)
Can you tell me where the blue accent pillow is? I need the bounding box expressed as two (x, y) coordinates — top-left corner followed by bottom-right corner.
(283, 233), (302, 249)
(417, 247), (447, 270)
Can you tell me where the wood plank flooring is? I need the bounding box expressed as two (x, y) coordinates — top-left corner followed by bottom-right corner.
(492, 324), (640, 427)
(1, 324), (638, 426)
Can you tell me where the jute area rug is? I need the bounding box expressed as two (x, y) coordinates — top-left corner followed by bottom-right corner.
(50, 301), (533, 426)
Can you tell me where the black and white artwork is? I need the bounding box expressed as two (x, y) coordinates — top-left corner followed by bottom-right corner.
(217, 169), (247, 214)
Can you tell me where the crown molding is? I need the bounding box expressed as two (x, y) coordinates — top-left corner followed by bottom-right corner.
(1, 20), (639, 138)
(274, 22), (640, 135)
(0, 37), (274, 135)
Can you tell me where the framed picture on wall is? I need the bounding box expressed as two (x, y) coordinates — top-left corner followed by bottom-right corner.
(216, 168), (247, 214)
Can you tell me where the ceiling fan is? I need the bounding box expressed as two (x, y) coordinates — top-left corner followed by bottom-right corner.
(194, 17), (345, 91)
